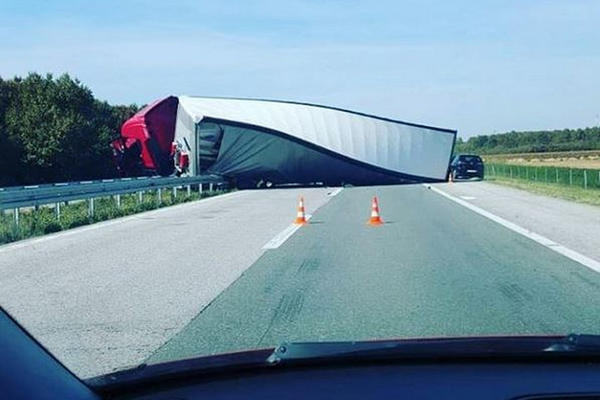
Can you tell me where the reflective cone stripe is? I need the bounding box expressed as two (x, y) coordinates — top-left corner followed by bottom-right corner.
(293, 196), (308, 225)
(367, 196), (384, 226)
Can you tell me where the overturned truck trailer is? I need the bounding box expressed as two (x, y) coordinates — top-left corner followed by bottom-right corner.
(112, 96), (456, 186)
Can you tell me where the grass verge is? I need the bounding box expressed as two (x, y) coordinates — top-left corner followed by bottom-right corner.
(0, 188), (231, 245)
(485, 176), (600, 207)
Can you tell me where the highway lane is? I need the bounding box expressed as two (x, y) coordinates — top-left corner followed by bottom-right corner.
(0, 187), (336, 378)
(149, 184), (600, 364)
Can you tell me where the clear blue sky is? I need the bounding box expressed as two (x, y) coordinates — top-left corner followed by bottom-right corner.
(1, 0), (599, 137)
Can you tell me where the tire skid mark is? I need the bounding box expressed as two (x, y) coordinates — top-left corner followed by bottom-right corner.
(296, 257), (320, 275)
(497, 282), (533, 305)
(257, 257), (320, 345)
(274, 292), (305, 324)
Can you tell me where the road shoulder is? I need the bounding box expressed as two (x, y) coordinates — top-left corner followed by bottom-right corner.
(0, 187), (337, 377)
(435, 181), (600, 263)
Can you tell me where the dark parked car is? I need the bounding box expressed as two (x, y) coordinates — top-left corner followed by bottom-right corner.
(449, 154), (484, 180)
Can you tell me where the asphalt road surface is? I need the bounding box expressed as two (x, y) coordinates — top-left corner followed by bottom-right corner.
(0, 188), (336, 377)
(2, 183), (600, 378)
(439, 181), (600, 262)
(149, 183), (600, 364)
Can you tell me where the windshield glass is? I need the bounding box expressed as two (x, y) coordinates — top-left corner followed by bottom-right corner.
(1, 1), (600, 381)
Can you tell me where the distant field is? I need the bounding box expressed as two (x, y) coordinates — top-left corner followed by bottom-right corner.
(483, 153), (600, 206)
(483, 150), (600, 169)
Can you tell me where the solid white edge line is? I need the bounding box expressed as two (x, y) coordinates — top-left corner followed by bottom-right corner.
(0, 190), (245, 254)
(424, 184), (600, 274)
(263, 214), (313, 249)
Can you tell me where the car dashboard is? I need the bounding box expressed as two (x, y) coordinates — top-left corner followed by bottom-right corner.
(114, 361), (600, 400)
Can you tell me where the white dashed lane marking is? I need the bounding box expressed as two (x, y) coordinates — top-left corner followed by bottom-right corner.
(263, 215), (313, 249)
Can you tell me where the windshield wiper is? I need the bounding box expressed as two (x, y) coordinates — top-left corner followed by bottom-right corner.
(544, 334), (600, 352)
(90, 335), (600, 393)
(267, 334), (600, 365)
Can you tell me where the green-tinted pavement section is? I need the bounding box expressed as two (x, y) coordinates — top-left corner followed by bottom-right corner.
(149, 185), (600, 363)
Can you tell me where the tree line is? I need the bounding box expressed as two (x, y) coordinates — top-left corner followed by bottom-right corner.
(0, 73), (139, 186)
(2, 72), (599, 185)
(455, 127), (600, 155)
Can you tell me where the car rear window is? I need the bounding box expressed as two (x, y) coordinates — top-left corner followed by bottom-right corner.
(459, 155), (482, 163)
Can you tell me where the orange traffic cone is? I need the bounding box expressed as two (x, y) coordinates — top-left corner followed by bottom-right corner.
(293, 196), (308, 225)
(367, 196), (384, 226)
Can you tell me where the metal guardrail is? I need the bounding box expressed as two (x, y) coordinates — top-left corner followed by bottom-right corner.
(0, 175), (228, 211)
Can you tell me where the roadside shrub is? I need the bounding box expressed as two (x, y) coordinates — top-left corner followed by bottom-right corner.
(65, 217), (88, 229)
(44, 222), (62, 234)
(138, 202), (156, 212)
(0, 189), (231, 245)
(0, 224), (22, 244)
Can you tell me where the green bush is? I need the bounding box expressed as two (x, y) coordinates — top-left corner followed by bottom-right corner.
(0, 224), (21, 243)
(0, 73), (140, 186)
(0, 188), (230, 245)
(65, 218), (88, 230)
(44, 222), (62, 234)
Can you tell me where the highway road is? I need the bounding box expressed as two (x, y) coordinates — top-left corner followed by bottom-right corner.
(149, 183), (600, 364)
(440, 181), (600, 262)
(0, 188), (336, 377)
(1, 183), (600, 378)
